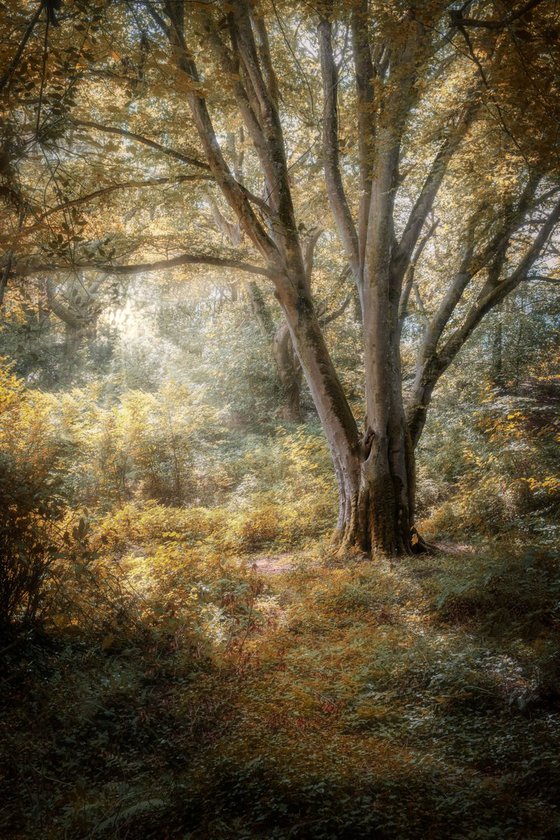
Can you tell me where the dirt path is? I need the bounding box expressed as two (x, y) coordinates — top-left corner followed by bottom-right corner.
(249, 552), (298, 575)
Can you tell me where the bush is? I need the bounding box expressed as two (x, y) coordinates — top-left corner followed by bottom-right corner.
(0, 455), (64, 630)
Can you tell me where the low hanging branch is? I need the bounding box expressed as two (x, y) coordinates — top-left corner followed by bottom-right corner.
(73, 119), (210, 170)
(15, 252), (279, 280)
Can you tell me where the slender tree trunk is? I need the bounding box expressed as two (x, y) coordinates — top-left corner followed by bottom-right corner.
(0, 253), (13, 307)
(272, 321), (303, 422)
(247, 281), (304, 422)
(491, 320), (504, 386)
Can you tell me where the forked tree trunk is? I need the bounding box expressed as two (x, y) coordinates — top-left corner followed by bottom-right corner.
(279, 275), (417, 557)
(175, 1), (424, 557)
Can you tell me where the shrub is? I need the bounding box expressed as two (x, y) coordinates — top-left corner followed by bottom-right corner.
(0, 455), (64, 630)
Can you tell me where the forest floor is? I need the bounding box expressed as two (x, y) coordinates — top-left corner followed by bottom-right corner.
(2, 539), (560, 840)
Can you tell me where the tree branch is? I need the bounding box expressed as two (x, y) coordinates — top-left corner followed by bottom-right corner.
(319, 292), (352, 327)
(351, 0), (375, 270)
(398, 218), (439, 327)
(397, 95), (479, 276)
(0, 3), (44, 94)
(525, 274), (560, 284)
(318, 13), (360, 281)
(73, 118), (272, 215)
(1, 175), (212, 242)
(439, 195), (560, 368)
(450, 0), (547, 30)
(73, 119), (209, 169)
(153, 4), (280, 263)
(17, 253), (278, 280)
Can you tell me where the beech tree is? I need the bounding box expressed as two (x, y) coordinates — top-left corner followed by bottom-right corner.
(126, 0), (560, 555)
(5, 0), (560, 555)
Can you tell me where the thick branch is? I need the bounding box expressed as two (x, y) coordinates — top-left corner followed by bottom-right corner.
(154, 5), (279, 263)
(351, 0), (375, 270)
(318, 15), (360, 281)
(228, 0), (301, 243)
(397, 96), (478, 275)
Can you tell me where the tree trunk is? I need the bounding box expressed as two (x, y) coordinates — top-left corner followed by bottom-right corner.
(279, 276), (417, 557)
(272, 321), (303, 422)
(64, 319), (97, 359)
(277, 281), (362, 538)
(0, 253), (13, 308)
(355, 313), (416, 556)
(247, 281), (304, 422)
(491, 320), (504, 386)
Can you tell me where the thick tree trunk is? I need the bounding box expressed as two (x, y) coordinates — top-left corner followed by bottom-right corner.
(279, 275), (417, 557)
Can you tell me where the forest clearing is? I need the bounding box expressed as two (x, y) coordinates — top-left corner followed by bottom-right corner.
(1, 0), (560, 837)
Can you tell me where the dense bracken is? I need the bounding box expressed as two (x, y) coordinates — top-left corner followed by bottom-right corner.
(1, 344), (559, 838)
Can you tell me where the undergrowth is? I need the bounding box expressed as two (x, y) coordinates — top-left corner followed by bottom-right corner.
(2, 533), (560, 839)
(1, 366), (559, 838)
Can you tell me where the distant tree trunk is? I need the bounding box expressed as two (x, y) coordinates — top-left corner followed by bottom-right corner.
(45, 276), (100, 362)
(491, 320), (504, 386)
(63, 320), (97, 358)
(247, 281), (304, 422)
(0, 254), (12, 307)
(272, 321), (303, 422)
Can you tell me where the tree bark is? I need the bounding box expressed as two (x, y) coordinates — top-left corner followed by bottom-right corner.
(272, 321), (303, 423)
(275, 278), (362, 541)
(278, 271), (417, 556)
